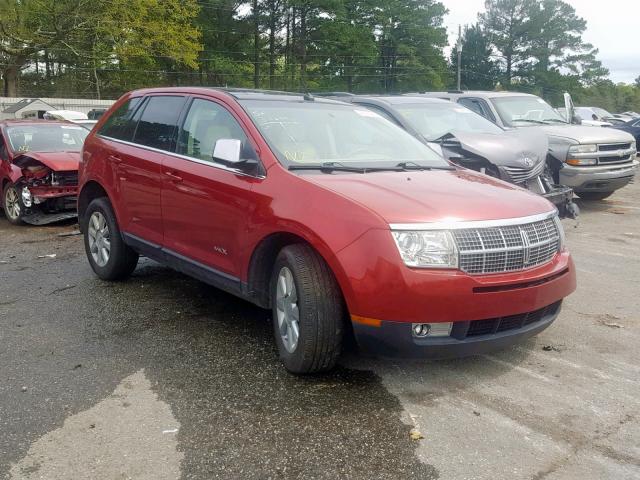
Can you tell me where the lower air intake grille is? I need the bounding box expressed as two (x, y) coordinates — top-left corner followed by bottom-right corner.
(466, 301), (562, 337)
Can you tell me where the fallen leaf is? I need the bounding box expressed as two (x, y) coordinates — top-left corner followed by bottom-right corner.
(410, 429), (424, 441)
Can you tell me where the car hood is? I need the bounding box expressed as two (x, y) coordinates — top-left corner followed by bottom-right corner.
(13, 151), (80, 171)
(306, 169), (555, 225)
(443, 129), (548, 168)
(524, 125), (635, 144)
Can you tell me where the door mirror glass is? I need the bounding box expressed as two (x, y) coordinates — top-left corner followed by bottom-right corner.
(213, 138), (242, 164)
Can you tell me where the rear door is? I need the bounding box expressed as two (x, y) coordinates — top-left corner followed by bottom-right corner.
(160, 97), (262, 277)
(101, 95), (186, 245)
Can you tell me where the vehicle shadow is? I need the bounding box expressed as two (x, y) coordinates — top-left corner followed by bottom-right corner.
(80, 260), (440, 480)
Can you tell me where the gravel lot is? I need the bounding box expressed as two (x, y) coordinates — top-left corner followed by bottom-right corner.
(1, 181), (639, 480)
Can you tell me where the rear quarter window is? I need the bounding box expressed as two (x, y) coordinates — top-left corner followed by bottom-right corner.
(133, 96), (186, 152)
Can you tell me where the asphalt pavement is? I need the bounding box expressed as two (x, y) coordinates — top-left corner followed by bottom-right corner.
(1, 181), (639, 479)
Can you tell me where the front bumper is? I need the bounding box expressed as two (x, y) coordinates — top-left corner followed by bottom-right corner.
(542, 184), (578, 218)
(353, 301), (562, 358)
(21, 185), (78, 225)
(559, 160), (638, 192)
(334, 228), (576, 358)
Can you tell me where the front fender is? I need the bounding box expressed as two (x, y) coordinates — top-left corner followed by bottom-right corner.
(7, 163), (24, 184)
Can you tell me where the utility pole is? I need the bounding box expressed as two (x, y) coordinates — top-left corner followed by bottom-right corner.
(456, 25), (462, 91)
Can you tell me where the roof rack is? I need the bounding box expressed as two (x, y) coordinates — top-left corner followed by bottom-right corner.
(221, 87), (302, 97)
(312, 92), (355, 97)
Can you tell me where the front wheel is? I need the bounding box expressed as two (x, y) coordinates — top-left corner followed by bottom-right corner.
(271, 244), (344, 374)
(83, 197), (139, 280)
(3, 183), (24, 225)
(576, 191), (614, 201)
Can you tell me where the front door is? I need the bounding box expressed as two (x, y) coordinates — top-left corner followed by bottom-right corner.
(160, 97), (262, 277)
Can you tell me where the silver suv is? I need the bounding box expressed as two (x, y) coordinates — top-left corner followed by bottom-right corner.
(413, 91), (638, 201)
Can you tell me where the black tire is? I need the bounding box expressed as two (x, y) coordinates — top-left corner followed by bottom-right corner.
(83, 197), (139, 280)
(3, 182), (24, 225)
(576, 191), (614, 201)
(271, 244), (344, 374)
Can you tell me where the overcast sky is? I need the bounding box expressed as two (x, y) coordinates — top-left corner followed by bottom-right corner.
(444, 0), (639, 84)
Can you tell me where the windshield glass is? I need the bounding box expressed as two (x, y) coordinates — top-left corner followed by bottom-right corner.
(395, 103), (503, 140)
(6, 124), (88, 153)
(592, 107), (613, 118)
(239, 100), (449, 168)
(492, 96), (566, 127)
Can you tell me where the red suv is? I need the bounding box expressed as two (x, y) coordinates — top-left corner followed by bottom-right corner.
(79, 88), (576, 373)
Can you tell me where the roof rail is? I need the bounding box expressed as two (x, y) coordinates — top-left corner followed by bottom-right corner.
(312, 92), (355, 97)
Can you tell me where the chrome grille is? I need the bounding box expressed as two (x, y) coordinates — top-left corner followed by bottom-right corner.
(598, 143), (631, 152)
(453, 216), (560, 274)
(502, 160), (545, 184)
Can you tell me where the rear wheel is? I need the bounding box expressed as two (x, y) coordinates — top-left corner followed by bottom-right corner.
(271, 244), (344, 374)
(84, 197), (139, 280)
(3, 183), (24, 225)
(576, 191), (614, 201)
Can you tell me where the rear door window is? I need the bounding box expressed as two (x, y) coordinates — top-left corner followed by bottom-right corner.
(133, 96), (186, 152)
(176, 98), (251, 163)
(99, 97), (143, 141)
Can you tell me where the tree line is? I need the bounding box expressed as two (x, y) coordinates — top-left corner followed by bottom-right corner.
(1, 0), (639, 111)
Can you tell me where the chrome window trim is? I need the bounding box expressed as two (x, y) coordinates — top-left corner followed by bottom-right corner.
(97, 134), (266, 180)
(390, 210), (557, 231)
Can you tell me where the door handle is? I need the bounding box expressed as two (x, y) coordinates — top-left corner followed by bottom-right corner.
(164, 171), (183, 182)
(108, 154), (122, 164)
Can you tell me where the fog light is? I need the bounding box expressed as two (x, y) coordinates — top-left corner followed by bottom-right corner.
(412, 323), (431, 337)
(21, 187), (33, 208)
(412, 322), (453, 338)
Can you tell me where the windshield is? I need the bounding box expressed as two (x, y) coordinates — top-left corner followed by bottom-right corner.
(592, 107), (613, 118)
(395, 103), (503, 140)
(239, 100), (449, 168)
(6, 124), (88, 153)
(492, 96), (567, 127)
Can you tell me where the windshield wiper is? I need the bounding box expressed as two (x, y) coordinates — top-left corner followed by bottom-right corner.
(288, 161), (454, 174)
(541, 118), (568, 124)
(288, 162), (403, 173)
(511, 118), (546, 125)
(395, 161), (455, 171)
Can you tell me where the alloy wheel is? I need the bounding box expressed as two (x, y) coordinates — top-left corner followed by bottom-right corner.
(5, 185), (21, 221)
(87, 211), (111, 267)
(276, 266), (300, 353)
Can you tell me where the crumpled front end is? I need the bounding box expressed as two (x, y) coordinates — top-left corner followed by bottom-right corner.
(435, 130), (579, 218)
(14, 156), (78, 225)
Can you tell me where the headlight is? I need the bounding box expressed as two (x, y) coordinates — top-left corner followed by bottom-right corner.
(568, 144), (597, 154)
(391, 230), (458, 268)
(631, 141), (637, 152)
(21, 186), (33, 208)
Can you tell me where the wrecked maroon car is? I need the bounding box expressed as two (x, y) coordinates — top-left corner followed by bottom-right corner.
(0, 120), (87, 225)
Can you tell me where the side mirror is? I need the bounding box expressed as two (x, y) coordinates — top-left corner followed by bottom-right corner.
(213, 138), (242, 164)
(572, 115), (582, 125)
(212, 138), (264, 175)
